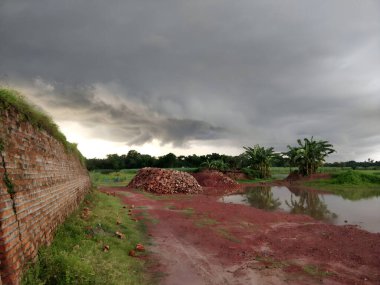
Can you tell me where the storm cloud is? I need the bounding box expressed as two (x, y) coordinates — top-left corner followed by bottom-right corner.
(1, 0), (379, 160)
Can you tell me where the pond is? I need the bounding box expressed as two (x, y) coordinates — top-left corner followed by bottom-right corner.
(219, 186), (380, 233)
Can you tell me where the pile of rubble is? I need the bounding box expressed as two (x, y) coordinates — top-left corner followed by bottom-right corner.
(192, 170), (239, 188)
(127, 167), (202, 194)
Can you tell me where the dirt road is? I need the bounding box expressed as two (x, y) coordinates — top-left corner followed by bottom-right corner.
(101, 187), (380, 285)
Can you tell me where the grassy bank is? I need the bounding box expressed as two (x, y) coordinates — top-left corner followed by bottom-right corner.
(305, 170), (380, 200)
(22, 189), (152, 285)
(0, 88), (85, 164)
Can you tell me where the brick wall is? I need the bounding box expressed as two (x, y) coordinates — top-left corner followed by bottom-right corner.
(0, 107), (91, 285)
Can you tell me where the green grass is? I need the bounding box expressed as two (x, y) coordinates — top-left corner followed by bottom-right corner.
(305, 170), (380, 200)
(237, 167), (351, 183)
(134, 210), (160, 225)
(270, 166), (351, 177)
(22, 190), (153, 285)
(215, 228), (240, 243)
(90, 171), (136, 187)
(194, 217), (219, 228)
(302, 264), (333, 278)
(0, 88), (85, 165)
(182, 207), (195, 217)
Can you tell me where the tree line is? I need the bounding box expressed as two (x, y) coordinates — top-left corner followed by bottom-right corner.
(86, 150), (259, 171)
(86, 137), (379, 177)
(325, 159), (380, 169)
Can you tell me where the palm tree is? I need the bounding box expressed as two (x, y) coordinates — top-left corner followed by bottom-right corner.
(285, 137), (335, 176)
(243, 145), (279, 178)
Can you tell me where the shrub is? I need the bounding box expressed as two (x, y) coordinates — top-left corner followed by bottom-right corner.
(242, 168), (261, 179)
(333, 170), (380, 185)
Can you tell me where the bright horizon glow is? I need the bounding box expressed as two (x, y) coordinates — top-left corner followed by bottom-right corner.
(59, 121), (380, 162)
(59, 121), (243, 159)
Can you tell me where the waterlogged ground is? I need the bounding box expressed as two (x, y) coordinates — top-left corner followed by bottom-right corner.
(102, 187), (380, 285)
(220, 186), (380, 233)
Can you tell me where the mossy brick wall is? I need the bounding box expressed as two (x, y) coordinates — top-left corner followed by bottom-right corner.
(0, 107), (90, 285)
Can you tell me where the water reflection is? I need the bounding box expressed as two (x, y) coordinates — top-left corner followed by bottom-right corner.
(285, 189), (337, 221)
(220, 186), (380, 233)
(245, 186), (281, 210)
(244, 186), (336, 221)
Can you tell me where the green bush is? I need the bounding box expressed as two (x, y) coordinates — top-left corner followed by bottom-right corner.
(242, 168), (261, 179)
(333, 170), (380, 185)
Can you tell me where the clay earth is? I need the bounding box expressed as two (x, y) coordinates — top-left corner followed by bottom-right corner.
(101, 171), (380, 285)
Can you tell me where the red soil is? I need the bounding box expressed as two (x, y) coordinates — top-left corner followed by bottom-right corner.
(101, 186), (380, 285)
(192, 170), (239, 188)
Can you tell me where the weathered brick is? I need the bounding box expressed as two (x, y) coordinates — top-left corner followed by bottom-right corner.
(0, 107), (90, 284)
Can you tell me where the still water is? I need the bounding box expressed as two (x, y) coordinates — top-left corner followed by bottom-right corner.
(219, 186), (380, 233)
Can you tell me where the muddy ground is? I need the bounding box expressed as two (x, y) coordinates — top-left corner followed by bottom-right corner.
(101, 186), (380, 285)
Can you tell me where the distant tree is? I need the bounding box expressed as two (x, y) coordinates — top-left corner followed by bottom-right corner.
(271, 154), (288, 167)
(285, 137), (335, 176)
(125, 150), (141, 168)
(107, 154), (124, 170)
(157, 153), (177, 168)
(140, 154), (156, 167)
(243, 145), (278, 178)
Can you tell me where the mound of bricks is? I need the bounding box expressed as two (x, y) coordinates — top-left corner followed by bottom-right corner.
(192, 169), (239, 188)
(127, 167), (202, 194)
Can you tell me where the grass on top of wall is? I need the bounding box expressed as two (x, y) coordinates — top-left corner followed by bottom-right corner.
(22, 189), (154, 285)
(0, 88), (85, 165)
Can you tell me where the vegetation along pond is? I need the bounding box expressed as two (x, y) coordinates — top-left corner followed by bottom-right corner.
(219, 186), (380, 233)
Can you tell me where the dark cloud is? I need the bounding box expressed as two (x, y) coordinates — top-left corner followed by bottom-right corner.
(17, 83), (226, 146)
(1, 0), (379, 160)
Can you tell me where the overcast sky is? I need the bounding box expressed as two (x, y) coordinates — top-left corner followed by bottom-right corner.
(1, 0), (379, 160)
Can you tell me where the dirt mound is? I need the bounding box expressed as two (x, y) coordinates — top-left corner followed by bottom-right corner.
(127, 167), (202, 194)
(192, 170), (239, 188)
(224, 170), (248, 180)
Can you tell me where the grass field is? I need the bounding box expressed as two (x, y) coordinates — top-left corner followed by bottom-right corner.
(90, 170), (137, 187)
(305, 169), (380, 200)
(270, 166), (352, 179)
(22, 189), (153, 285)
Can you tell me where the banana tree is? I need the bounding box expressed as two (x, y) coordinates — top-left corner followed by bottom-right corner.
(285, 137), (335, 176)
(200, 159), (229, 171)
(243, 145), (279, 178)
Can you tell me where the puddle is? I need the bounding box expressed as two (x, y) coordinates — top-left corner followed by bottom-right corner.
(219, 186), (380, 233)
